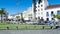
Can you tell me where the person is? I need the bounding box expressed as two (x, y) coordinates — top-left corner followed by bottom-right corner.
(45, 20), (48, 23)
(7, 27), (9, 30)
(16, 26), (18, 30)
(37, 17), (41, 24)
(37, 18), (41, 23)
(49, 20), (54, 26)
(40, 17), (44, 24)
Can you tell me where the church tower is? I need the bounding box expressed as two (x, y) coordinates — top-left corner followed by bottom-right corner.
(38, 0), (49, 10)
(32, 0), (37, 20)
(32, 0), (49, 20)
(36, 0), (49, 19)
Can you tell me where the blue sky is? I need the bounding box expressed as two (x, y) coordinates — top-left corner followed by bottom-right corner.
(0, 0), (60, 15)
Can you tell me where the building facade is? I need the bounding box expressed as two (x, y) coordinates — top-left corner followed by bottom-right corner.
(0, 11), (8, 22)
(8, 13), (22, 21)
(23, 7), (34, 21)
(32, 0), (60, 21)
(9, 0), (60, 22)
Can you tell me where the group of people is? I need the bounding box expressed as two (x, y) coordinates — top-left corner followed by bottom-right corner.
(37, 18), (59, 26)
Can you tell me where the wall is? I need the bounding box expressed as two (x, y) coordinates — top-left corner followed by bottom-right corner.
(43, 7), (60, 21)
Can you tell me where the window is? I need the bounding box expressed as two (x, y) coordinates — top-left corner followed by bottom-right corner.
(4, 19), (5, 20)
(46, 18), (49, 21)
(57, 11), (60, 14)
(41, 9), (43, 11)
(51, 11), (54, 16)
(38, 17), (40, 19)
(35, 18), (37, 20)
(38, 13), (40, 15)
(4, 15), (6, 17)
(41, 5), (43, 7)
(41, 17), (44, 21)
(46, 12), (49, 17)
(41, 12), (43, 14)
(28, 14), (32, 16)
(52, 18), (54, 20)
(38, 5), (40, 7)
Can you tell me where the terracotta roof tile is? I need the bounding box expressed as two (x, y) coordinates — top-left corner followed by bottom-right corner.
(46, 4), (60, 10)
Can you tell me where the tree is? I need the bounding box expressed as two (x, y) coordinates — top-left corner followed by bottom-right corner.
(21, 13), (24, 22)
(54, 14), (60, 19)
(53, 14), (60, 22)
(0, 8), (6, 23)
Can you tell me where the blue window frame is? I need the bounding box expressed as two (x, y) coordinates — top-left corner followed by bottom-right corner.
(57, 11), (60, 14)
(46, 12), (49, 17)
(51, 11), (54, 16)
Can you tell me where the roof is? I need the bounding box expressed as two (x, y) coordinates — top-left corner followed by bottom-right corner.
(46, 4), (60, 10)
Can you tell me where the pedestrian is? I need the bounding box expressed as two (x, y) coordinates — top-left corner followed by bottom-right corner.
(16, 26), (18, 30)
(7, 27), (9, 30)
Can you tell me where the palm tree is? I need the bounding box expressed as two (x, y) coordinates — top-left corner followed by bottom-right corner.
(0, 8), (6, 23)
(21, 13), (24, 22)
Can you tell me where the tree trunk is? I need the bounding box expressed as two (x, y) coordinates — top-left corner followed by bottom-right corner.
(1, 14), (2, 23)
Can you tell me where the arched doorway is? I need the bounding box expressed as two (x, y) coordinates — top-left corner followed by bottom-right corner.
(46, 18), (49, 21)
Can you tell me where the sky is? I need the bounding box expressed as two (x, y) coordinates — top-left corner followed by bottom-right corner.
(0, 0), (60, 15)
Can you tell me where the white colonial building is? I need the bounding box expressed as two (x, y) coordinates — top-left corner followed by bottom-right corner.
(32, 0), (60, 21)
(8, 7), (34, 21)
(23, 7), (34, 21)
(8, 0), (60, 22)
(8, 13), (22, 21)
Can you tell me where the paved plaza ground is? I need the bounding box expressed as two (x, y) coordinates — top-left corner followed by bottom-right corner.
(0, 29), (60, 34)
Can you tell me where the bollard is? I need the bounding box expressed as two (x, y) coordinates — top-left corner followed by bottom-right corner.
(34, 26), (36, 29)
(34, 26), (36, 28)
(26, 26), (27, 30)
(7, 27), (9, 30)
(42, 26), (44, 29)
(16, 26), (18, 30)
(51, 26), (53, 29)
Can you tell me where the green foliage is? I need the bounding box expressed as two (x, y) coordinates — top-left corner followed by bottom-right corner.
(0, 8), (6, 14)
(0, 23), (7, 25)
(0, 8), (6, 23)
(20, 13), (24, 22)
(0, 24), (56, 30)
(16, 16), (20, 19)
(54, 14), (60, 19)
(21, 17), (24, 22)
